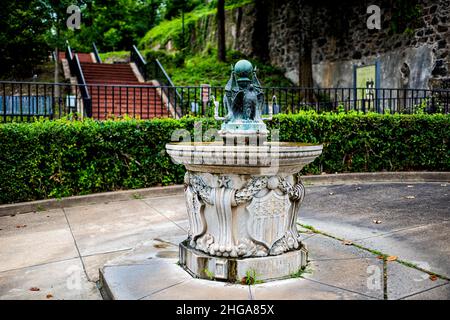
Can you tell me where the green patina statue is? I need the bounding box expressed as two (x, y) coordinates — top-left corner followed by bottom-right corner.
(224, 59), (264, 121)
(214, 59), (273, 140)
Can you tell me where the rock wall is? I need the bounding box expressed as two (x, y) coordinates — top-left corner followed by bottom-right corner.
(189, 0), (449, 89)
(188, 5), (257, 57)
(307, 0), (450, 89)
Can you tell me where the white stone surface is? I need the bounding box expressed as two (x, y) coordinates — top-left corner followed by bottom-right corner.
(166, 140), (323, 281)
(166, 142), (323, 175)
(179, 242), (307, 282)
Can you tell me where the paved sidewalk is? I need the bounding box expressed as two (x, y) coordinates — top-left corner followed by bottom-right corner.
(0, 182), (448, 300)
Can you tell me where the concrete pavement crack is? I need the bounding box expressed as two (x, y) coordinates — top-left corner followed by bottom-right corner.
(308, 257), (376, 262)
(62, 208), (95, 284)
(352, 222), (450, 242)
(298, 222), (450, 291)
(137, 278), (190, 300)
(140, 199), (187, 232)
(298, 233), (317, 242)
(81, 247), (133, 259)
(302, 277), (382, 300)
(248, 285), (254, 300)
(398, 282), (450, 300)
(0, 256), (79, 275)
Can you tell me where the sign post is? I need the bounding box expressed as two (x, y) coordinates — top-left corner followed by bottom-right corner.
(354, 63), (380, 112)
(201, 84), (210, 115)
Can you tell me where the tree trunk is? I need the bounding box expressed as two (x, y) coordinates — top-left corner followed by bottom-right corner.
(298, 5), (314, 88)
(54, 25), (60, 98)
(298, 40), (313, 88)
(298, 1), (315, 109)
(217, 0), (226, 62)
(252, 0), (269, 62)
(54, 47), (59, 85)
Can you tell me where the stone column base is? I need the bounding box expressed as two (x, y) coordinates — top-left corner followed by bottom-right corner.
(179, 241), (308, 283)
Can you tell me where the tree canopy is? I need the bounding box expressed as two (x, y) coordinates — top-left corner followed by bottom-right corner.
(0, 0), (168, 78)
(0, 1), (50, 78)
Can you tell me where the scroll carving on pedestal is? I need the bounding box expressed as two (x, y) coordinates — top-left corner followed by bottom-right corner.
(184, 172), (306, 257)
(185, 186), (206, 247)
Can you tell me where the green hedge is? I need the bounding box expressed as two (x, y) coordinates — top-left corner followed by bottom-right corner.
(0, 112), (449, 204)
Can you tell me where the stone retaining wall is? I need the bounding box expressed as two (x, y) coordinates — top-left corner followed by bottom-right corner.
(194, 0), (449, 89)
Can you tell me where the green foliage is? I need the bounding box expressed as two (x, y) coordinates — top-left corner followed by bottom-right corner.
(0, 113), (448, 204)
(143, 49), (293, 87)
(389, 0), (422, 35)
(140, 5), (214, 49)
(161, 0), (205, 20)
(273, 112), (450, 174)
(0, 117), (188, 204)
(98, 51), (130, 64)
(290, 266), (310, 278)
(63, 0), (165, 53)
(203, 268), (215, 280)
(242, 269), (263, 285)
(0, 1), (50, 79)
(140, 0), (253, 50)
(0, 0), (164, 78)
(103, 28), (122, 52)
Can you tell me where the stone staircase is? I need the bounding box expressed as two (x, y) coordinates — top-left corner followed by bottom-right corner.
(79, 62), (168, 120)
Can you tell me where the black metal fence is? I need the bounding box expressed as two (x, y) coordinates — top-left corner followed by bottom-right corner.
(0, 82), (76, 121)
(154, 86), (450, 116)
(1, 82), (449, 122)
(66, 43), (92, 117)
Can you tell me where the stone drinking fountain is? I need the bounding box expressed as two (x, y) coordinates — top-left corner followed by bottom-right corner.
(166, 60), (323, 282)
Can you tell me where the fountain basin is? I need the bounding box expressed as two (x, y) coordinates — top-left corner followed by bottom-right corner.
(166, 141), (323, 175)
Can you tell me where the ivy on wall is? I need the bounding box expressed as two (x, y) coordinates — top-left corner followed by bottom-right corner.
(389, 0), (423, 36)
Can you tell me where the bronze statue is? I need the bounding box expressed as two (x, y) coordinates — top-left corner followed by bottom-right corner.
(224, 59), (264, 122)
(212, 59), (274, 144)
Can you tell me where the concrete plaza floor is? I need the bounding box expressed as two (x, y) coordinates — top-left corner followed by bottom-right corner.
(0, 182), (449, 300)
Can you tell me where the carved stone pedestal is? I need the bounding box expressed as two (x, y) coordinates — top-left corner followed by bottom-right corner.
(165, 58), (324, 283)
(181, 171), (308, 282)
(180, 241), (308, 282)
(166, 141), (323, 282)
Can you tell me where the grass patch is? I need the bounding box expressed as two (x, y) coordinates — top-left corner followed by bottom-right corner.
(169, 50), (292, 87)
(140, 0), (253, 49)
(98, 51), (130, 63)
(290, 265), (312, 279)
(241, 269), (263, 285)
(142, 48), (293, 87)
(203, 268), (215, 280)
(300, 224), (319, 233)
(131, 193), (143, 200)
(297, 222), (450, 281)
(98, 46), (293, 87)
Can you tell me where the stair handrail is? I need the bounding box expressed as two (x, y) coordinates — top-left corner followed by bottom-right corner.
(154, 59), (176, 88)
(92, 43), (102, 63)
(72, 53), (92, 117)
(65, 41), (74, 73)
(152, 59), (182, 118)
(130, 45), (181, 117)
(130, 45), (147, 80)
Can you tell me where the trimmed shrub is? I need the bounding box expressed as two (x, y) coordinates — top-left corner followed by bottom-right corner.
(0, 112), (449, 204)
